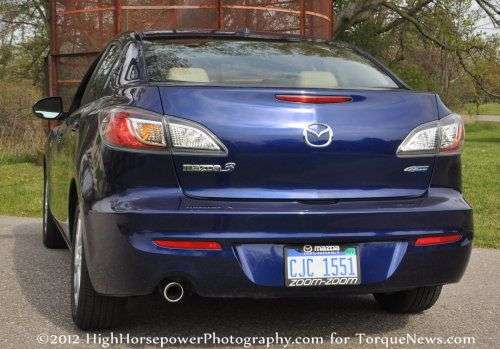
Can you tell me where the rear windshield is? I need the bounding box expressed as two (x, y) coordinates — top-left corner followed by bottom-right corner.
(143, 39), (399, 89)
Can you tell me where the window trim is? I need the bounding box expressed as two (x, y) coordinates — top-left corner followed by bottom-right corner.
(80, 41), (123, 106)
(118, 41), (144, 85)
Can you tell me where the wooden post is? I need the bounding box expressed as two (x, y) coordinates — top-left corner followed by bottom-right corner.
(300, 0), (306, 38)
(46, 0), (59, 130)
(114, 0), (122, 34)
(49, 0), (57, 97)
(329, 0), (334, 39)
(218, 0), (223, 30)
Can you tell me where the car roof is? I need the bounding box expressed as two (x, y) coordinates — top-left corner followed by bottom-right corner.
(130, 29), (328, 43)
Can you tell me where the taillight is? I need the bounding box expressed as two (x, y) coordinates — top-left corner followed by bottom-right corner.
(153, 240), (222, 251)
(276, 95), (353, 104)
(100, 107), (166, 149)
(167, 116), (227, 155)
(397, 113), (464, 157)
(415, 234), (462, 246)
(100, 107), (226, 154)
(438, 114), (465, 153)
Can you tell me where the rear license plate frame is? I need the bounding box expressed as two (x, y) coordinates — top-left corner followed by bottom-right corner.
(284, 244), (361, 287)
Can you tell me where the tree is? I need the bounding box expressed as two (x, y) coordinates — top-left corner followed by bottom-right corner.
(0, 0), (498, 104)
(333, 0), (499, 103)
(0, 0), (49, 84)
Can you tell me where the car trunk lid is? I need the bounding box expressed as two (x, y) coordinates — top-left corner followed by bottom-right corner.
(159, 86), (437, 200)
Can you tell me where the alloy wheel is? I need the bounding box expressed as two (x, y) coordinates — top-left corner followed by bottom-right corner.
(73, 211), (84, 309)
(43, 179), (48, 230)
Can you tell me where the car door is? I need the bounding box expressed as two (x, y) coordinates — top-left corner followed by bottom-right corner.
(48, 42), (122, 233)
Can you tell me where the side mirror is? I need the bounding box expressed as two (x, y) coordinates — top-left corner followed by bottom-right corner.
(32, 97), (63, 120)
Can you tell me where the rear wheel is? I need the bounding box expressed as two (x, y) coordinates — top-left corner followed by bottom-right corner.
(71, 206), (126, 330)
(374, 286), (442, 313)
(42, 172), (66, 249)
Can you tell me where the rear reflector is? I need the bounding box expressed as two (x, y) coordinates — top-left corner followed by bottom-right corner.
(153, 240), (222, 251)
(276, 95), (353, 104)
(415, 234), (462, 246)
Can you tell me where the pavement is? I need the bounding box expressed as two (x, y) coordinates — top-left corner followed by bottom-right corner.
(0, 216), (498, 349)
(475, 115), (500, 122)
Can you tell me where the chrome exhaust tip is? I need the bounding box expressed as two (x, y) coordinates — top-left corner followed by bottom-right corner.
(162, 282), (184, 303)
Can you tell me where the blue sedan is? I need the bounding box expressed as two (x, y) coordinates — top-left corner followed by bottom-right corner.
(32, 31), (472, 330)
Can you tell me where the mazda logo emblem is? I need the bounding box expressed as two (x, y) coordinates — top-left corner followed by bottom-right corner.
(303, 123), (333, 148)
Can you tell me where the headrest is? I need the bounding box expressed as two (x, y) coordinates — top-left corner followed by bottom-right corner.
(167, 68), (209, 82)
(297, 71), (338, 88)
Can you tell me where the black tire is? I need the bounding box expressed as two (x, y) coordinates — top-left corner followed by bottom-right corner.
(374, 286), (442, 314)
(71, 206), (126, 330)
(43, 170), (66, 249)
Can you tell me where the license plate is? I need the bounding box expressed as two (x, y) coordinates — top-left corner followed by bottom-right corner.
(285, 245), (361, 287)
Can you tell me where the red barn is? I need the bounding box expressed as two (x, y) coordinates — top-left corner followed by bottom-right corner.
(48, 0), (334, 106)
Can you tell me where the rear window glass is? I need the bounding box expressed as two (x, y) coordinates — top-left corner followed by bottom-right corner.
(143, 39), (399, 89)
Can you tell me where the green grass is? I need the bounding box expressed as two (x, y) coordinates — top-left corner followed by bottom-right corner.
(462, 122), (500, 248)
(465, 102), (500, 115)
(0, 153), (38, 165)
(0, 161), (42, 217)
(0, 122), (498, 247)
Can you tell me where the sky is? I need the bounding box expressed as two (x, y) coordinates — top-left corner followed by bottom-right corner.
(471, 2), (499, 36)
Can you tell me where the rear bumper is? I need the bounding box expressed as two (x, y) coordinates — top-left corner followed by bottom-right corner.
(83, 188), (472, 297)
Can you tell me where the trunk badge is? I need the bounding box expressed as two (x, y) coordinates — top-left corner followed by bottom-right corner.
(404, 165), (430, 173)
(303, 124), (333, 148)
(183, 163), (236, 173)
